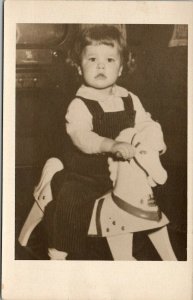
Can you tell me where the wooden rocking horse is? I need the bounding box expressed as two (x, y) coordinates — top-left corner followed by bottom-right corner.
(88, 126), (177, 260)
(19, 124), (177, 261)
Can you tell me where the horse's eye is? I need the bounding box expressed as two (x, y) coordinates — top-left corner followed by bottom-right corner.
(139, 150), (147, 155)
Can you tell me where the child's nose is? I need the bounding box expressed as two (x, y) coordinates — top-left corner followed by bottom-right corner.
(97, 62), (105, 69)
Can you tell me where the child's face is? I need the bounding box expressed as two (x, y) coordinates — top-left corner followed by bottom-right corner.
(78, 42), (123, 91)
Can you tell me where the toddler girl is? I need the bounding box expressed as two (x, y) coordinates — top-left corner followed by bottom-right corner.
(43, 24), (166, 260)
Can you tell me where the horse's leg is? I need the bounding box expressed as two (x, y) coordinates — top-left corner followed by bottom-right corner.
(147, 226), (177, 261)
(107, 233), (136, 260)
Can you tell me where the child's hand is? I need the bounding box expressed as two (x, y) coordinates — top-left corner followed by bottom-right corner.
(110, 141), (136, 160)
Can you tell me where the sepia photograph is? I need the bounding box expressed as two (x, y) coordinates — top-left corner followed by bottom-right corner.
(15, 23), (187, 262)
(2, 1), (193, 300)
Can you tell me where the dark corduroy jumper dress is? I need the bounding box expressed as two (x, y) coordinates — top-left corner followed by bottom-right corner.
(43, 94), (136, 254)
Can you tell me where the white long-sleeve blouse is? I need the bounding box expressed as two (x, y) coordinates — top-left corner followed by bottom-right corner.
(66, 85), (163, 154)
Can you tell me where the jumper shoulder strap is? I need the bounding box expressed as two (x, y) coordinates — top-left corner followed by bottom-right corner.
(76, 93), (135, 121)
(76, 96), (104, 117)
(122, 93), (135, 112)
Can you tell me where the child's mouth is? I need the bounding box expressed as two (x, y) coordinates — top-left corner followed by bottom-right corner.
(95, 74), (106, 79)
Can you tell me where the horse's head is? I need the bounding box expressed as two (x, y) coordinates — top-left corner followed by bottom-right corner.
(133, 142), (167, 186)
(108, 127), (167, 219)
(109, 128), (167, 187)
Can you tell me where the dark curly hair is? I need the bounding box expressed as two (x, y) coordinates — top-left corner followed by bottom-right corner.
(68, 24), (128, 66)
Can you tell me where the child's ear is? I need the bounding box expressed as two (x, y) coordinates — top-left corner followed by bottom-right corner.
(118, 65), (123, 77)
(77, 66), (82, 76)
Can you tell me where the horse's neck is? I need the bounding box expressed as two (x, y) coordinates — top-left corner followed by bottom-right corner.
(113, 161), (152, 203)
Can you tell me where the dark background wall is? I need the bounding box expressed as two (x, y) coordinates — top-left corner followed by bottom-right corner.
(15, 24), (187, 260)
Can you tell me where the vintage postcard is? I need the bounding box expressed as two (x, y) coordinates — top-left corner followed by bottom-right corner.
(2, 1), (193, 299)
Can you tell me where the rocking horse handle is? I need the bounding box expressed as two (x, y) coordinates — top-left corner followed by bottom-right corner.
(116, 151), (122, 159)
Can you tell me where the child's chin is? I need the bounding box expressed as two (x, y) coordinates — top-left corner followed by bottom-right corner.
(92, 82), (113, 90)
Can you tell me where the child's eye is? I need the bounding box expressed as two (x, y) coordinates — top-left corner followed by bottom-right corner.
(107, 58), (115, 62)
(88, 57), (96, 62)
(139, 150), (147, 155)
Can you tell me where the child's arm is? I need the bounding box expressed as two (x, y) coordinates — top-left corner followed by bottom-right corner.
(66, 98), (135, 159)
(100, 139), (135, 160)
